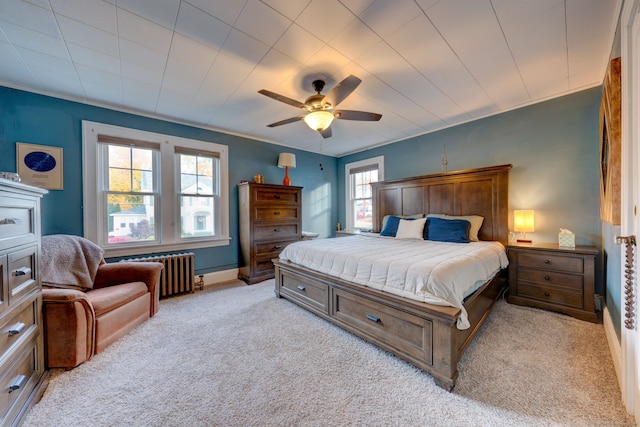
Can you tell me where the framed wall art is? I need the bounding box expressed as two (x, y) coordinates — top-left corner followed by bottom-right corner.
(600, 57), (621, 225)
(16, 142), (64, 190)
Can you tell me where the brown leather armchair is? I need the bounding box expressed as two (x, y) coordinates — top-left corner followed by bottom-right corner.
(40, 235), (163, 369)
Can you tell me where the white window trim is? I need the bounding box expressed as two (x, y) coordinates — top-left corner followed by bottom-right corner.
(344, 156), (384, 231)
(82, 120), (230, 258)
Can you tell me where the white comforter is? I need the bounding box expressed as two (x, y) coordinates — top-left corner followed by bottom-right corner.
(279, 235), (509, 329)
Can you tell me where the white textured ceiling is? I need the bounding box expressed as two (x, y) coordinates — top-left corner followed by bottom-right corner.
(0, 0), (621, 156)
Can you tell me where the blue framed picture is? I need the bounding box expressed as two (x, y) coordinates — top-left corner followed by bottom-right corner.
(16, 143), (63, 190)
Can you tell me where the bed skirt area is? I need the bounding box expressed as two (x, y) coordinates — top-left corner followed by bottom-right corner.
(273, 258), (507, 391)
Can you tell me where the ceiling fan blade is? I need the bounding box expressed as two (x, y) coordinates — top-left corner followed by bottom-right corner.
(258, 89), (307, 109)
(323, 75), (362, 108)
(334, 110), (382, 121)
(266, 116), (304, 127)
(320, 126), (332, 138)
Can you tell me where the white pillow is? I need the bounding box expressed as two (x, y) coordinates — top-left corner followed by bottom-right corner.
(395, 218), (427, 239)
(427, 214), (484, 241)
(381, 214), (423, 230)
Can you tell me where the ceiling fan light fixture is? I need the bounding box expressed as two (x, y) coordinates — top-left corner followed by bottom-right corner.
(304, 110), (334, 131)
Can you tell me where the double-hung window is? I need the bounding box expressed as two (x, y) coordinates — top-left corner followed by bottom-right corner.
(82, 121), (229, 257)
(345, 156), (384, 231)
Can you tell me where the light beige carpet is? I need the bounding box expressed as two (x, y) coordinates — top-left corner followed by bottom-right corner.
(23, 279), (635, 426)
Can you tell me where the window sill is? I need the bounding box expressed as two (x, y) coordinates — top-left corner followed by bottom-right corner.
(103, 237), (231, 258)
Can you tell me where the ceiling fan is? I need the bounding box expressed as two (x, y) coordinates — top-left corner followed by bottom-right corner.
(258, 75), (382, 138)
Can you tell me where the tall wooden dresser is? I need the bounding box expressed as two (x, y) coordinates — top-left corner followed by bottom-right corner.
(0, 179), (48, 426)
(238, 183), (302, 284)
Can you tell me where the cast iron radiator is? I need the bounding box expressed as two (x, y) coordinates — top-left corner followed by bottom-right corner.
(121, 253), (195, 298)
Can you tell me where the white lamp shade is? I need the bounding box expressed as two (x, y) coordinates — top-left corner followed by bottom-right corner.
(303, 111), (334, 131)
(513, 210), (535, 233)
(278, 153), (296, 168)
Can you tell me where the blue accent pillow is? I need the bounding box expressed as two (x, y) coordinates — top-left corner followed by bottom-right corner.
(427, 217), (471, 243)
(380, 216), (401, 236)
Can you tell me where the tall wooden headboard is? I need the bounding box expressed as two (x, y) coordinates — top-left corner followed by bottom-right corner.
(371, 164), (512, 245)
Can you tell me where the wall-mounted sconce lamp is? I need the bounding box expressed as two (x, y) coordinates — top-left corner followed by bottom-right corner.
(514, 210), (534, 243)
(277, 153), (296, 186)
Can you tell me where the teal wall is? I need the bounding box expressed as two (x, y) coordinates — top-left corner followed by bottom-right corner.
(602, 222), (622, 340)
(338, 87), (604, 289)
(0, 86), (338, 275)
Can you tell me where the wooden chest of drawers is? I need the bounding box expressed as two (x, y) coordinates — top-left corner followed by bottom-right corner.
(507, 243), (598, 323)
(0, 179), (48, 426)
(238, 183), (302, 284)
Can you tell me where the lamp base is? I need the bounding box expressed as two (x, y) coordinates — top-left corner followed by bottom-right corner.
(282, 166), (290, 186)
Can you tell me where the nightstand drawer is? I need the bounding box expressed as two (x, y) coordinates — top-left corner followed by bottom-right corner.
(517, 268), (583, 291)
(518, 283), (583, 309)
(518, 252), (583, 273)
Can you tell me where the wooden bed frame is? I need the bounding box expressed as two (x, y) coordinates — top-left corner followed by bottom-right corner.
(273, 164), (511, 390)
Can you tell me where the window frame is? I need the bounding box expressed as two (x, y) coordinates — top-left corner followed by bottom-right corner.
(344, 156), (384, 231)
(82, 121), (229, 258)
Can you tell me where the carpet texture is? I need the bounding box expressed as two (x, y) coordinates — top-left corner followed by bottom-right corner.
(23, 280), (634, 426)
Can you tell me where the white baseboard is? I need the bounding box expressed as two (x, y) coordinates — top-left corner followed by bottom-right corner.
(603, 305), (623, 390)
(195, 268), (240, 287)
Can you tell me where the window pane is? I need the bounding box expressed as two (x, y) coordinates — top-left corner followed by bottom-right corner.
(180, 153), (216, 195)
(354, 199), (372, 229)
(181, 154), (197, 174)
(181, 173), (197, 193)
(109, 168), (131, 191)
(107, 194), (155, 243)
(131, 147), (152, 170)
(198, 175), (214, 195)
(109, 145), (130, 168)
(198, 156), (213, 177)
(180, 195), (215, 238)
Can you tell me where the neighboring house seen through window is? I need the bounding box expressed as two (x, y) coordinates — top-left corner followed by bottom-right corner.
(82, 121), (229, 258)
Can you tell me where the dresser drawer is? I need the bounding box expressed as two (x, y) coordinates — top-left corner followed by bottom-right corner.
(333, 289), (432, 363)
(254, 188), (300, 204)
(254, 207), (299, 222)
(279, 271), (329, 314)
(8, 247), (37, 305)
(517, 252), (583, 273)
(0, 202), (36, 250)
(0, 297), (37, 360)
(517, 268), (583, 291)
(255, 224), (299, 240)
(517, 282), (583, 309)
(0, 336), (44, 426)
(255, 240), (297, 256)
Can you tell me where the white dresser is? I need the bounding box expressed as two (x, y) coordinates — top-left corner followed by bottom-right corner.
(0, 179), (48, 426)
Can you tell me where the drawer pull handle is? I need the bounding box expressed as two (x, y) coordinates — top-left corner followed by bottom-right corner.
(297, 285), (306, 292)
(274, 195), (281, 199)
(544, 292), (551, 297)
(366, 314), (381, 323)
(274, 245), (282, 249)
(13, 267), (31, 277)
(544, 275), (550, 281)
(274, 211), (281, 215)
(8, 323), (25, 337)
(0, 218), (21, 225)
(544, 259), (550, 264)
(274, 228), (281, 232)
(8, 374), (26, 393)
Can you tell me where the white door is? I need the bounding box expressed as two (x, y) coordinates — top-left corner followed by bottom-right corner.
(621, 0), (640, 419)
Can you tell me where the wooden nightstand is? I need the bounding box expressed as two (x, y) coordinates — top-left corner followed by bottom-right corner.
(507, 242), (599, 323)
